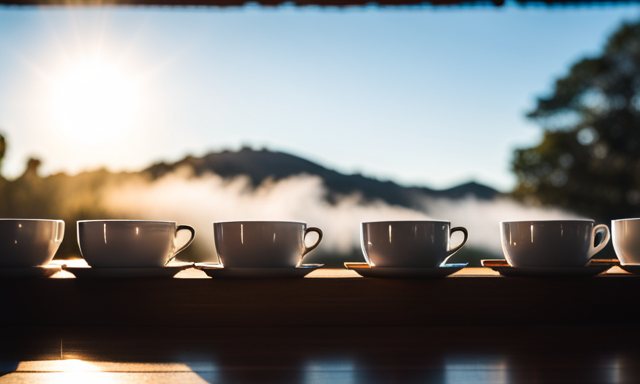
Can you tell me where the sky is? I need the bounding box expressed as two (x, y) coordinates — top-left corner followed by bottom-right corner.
(0, 3), (638, 191)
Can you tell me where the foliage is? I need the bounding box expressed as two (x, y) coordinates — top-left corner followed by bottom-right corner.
(513, 20), (640, 221)
(0, 132), (5, 174)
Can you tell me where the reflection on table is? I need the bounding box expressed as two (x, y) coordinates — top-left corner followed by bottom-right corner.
(2, 326), (640, 384)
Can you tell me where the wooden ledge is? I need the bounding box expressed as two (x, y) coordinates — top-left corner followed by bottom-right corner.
(2, 267), (639, 328)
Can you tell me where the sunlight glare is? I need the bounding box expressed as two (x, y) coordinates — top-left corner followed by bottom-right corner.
(10, 359), (213, 384)
(51, 58), (139, 144)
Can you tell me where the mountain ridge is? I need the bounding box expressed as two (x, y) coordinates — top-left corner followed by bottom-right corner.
(145, 147), (500, 209)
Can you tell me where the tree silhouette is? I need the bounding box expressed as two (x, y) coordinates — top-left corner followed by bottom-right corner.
(513, 20), (640, 222)
(0, 131), (6, 178)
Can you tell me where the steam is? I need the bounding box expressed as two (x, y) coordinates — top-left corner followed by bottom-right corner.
(103, 169), (581, 261)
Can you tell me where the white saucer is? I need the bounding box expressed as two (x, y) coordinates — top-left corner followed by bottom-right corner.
(62, 264), (193, 279)
(0, 265), (61, 278)
(345, 263), (468, 279)
(196, 264), (324, 278)
(618, 265), (640, 275)
(489, 265), (610, 278)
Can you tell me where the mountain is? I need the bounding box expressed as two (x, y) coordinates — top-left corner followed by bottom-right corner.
(145, 147), (500, 209)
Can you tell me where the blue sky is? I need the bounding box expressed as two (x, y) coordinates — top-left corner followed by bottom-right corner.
(0, 3), (638, 191)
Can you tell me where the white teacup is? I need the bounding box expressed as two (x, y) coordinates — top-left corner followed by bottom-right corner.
(500, 220), (610, 268)
(214, 221), (323, 268)
(77, 220), (196, 268)
(360, 221), (469, 268)
(612, 218), (640, 265)
(0, 219), (65, 268)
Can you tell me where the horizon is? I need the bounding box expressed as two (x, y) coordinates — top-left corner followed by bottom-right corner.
(1, 4), (639, 192)
(1, 144), (499, 191)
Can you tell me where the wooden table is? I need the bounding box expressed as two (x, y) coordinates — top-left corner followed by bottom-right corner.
(2, 324), (640, 383)
(2, 267), (640, 383)
(1, 268), (638, 327)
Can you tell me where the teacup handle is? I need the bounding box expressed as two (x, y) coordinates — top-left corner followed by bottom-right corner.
(587, 224), (611, 259)
(165, 224), (196, 266)
(446, 226), (469, 257)
(302, 227), (324, 257)
(54, 220), (65, 243)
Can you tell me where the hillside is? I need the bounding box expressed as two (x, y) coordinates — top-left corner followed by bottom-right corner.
(145, 147), (499, 209)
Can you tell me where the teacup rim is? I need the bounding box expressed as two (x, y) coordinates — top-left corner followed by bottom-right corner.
(361, 220), (451, 224)
(77, 219), (177, 224)
(500, 219), (594, 224)
(612, 218), (640, 222)
(214, 220), (307, 225)
(0, 218), (64, 222)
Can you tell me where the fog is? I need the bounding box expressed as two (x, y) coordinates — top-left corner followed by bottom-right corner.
(103, 169), (581, 262)
(422, 196), (583, 253)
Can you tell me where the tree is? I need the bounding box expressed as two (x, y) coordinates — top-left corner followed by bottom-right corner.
(0, 131), (5, 178)
(513, 20), (640, 221)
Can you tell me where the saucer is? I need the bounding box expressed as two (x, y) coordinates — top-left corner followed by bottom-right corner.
(488, 266), (610, 278)
(196, 264), (323, 278)
(619, 265), (640, 275)
(62, 264), (193, 279)
(344, 263), (468, 279)
(0, 265), (61, 278)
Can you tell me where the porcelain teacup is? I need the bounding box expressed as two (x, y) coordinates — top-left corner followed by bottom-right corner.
(360, 220), (469, 268)
(612, 218), (640, 265)
(0, 219), (65, 267)
(77, 220), (196, 268)
(213, 221), (323, 268)
(500, 220), (610, 268)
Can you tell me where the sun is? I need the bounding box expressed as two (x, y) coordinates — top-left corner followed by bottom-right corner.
(51, 58), (139, 144)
